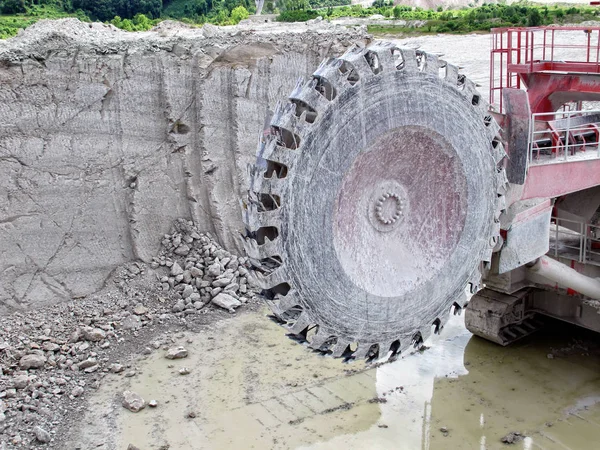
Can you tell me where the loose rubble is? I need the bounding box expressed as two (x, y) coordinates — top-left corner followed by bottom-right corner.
(165, 346), (188, 360)
(153, 219), (255, 315)
(501, 431), (525, 444)
(122, 391), (146, 413)
(0, 219), (259, 447)
(33, 426), (51, 443)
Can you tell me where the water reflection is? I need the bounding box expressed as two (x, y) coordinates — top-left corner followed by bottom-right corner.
(66, 310), (600, 450)
(302, 314), (470, 450)
(305, 315), (600, 450)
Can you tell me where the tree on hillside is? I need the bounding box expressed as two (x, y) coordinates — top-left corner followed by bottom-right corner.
(527, 8), (541, 27)
(72, 0), (162, 21)
(0, 0), (27, 14)
(231, 5), (248, 23)
(283, 0), (308, 11)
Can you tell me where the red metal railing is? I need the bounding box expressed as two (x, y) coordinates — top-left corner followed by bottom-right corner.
(490, 27), (600, 113)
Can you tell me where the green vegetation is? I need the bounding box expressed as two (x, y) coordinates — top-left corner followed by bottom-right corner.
(278, 3), (600, 35)
(308, 0), (350, 9)
(162, 0), (255, 25)
(110, 13), (160, 31)
(276, 9), (318, 22)
(0, 0), (599, 39)
(0, 0), (254, 38)
(0, 2), (89, 38)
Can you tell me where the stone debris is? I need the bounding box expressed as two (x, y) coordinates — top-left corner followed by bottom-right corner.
(34, 426), (51, 443)
(0, 10), (367, 446)
(133, 304), (150, 316)
(83, 328), (107, 342)
(148, 399), (158, 408)
(19, 354), (46, 370)
(71, 386), (84, 397)
(155, 220), (259, 315)
(122, 391), (146, 413)
(212, 293), (242, 313)
(0, 218), (261, 447)
(110, 363), (125, 373)
(179, 367), (191, 375)
(165, 346), (188, 360)
(501, 431), (524, 444)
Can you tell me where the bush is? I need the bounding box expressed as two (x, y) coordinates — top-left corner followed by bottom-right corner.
(276, 9), (318, 22)
(308, 0), (350, 8)
(1, 0), (26, 14)
(231, 5), (249, 23)
(110, 13), (157, 31)
(527, 9), (541, 27)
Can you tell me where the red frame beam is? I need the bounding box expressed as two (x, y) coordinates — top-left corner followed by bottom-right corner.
(522, 159), (600, 200)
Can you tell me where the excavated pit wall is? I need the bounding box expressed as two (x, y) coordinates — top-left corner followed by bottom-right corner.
(0, 19), (368, 312)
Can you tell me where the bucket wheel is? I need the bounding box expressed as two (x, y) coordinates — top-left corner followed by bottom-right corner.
(243, 42), (507, 361)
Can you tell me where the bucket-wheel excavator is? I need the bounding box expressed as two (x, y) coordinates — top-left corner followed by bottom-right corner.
(243, 27), (600, 361)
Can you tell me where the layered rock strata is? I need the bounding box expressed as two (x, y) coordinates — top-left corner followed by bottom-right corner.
(0, 19), (367, 311)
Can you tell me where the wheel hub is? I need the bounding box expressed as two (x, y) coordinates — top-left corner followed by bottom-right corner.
(332, 126), (468, 298)
(368, 181), (407, 232)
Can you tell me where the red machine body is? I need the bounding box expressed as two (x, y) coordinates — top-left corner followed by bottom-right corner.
(466, 27), (600, 344)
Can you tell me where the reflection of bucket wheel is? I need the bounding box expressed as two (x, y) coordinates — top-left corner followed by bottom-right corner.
(243, 42), (507, 361)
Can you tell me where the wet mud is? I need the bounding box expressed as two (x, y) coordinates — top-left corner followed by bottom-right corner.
(64, 309), (600, 450)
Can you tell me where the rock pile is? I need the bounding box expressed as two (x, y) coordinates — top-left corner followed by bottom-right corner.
(0, 219), (259, 447)
(152, 219), (258, 314)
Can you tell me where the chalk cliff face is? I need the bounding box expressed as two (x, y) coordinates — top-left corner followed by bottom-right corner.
(0, 19), (367, 311)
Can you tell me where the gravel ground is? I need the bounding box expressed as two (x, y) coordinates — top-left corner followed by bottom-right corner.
(0, 219), (261, 448)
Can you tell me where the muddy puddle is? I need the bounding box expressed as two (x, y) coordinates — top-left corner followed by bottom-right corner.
(64, 309), (600, 450)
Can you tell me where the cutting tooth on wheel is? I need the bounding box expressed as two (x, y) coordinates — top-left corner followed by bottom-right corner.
(330, 340), (352, 358)
(307, 333), (331, 351)
(287, 311), (312, 335)
(244, 41), (507, 362)
(352, 342), (379, 361)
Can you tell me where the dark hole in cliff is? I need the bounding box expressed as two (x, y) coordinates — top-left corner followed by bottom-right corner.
(265, 160), (288, 179)
(313, 76), (336, 101)
(257, 193), (280, 211)
(291, 99), (318, 124)
(272, 126), (300, 150)
(172, 121), (190, 134)
(338, 61), (359, 86)
(249, 226), (278, 245)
